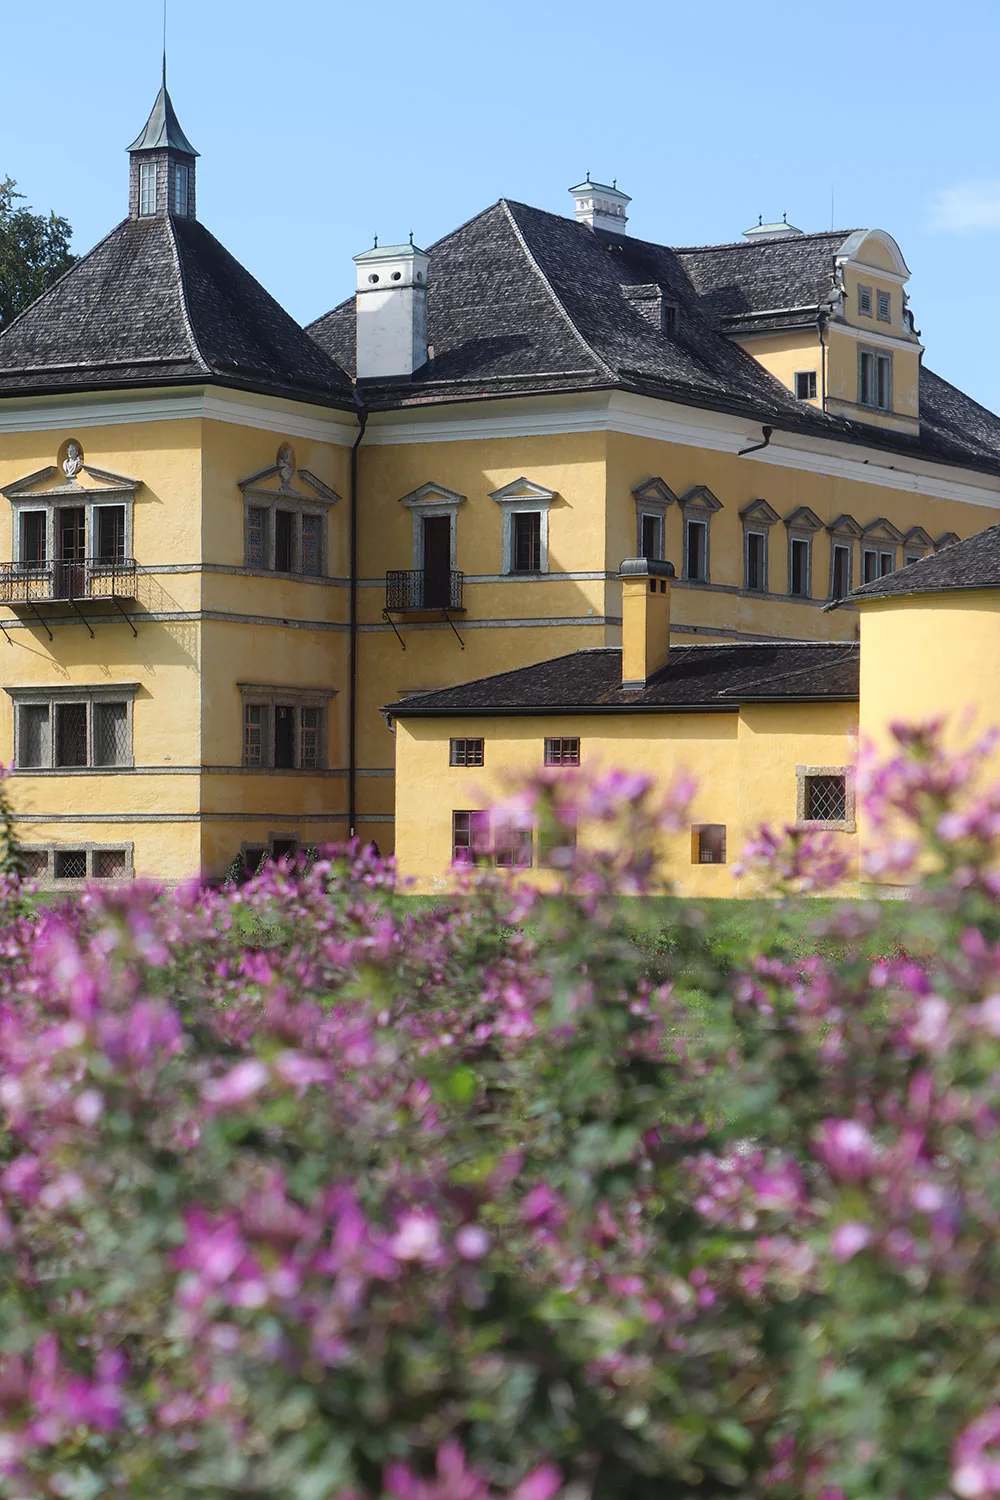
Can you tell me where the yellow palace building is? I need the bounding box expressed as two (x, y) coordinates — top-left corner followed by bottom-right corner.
(2, 78), (1000, 886)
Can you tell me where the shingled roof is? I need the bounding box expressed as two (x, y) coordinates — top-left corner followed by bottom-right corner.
(386, 641), (860, 718)
(846, 520), (1000, 604)
(0, 215), (354, 407)
(308, 201), (1000, 477)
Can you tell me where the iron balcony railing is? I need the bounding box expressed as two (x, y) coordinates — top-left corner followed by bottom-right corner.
(385, 568), (464, 612)
(0, 558), (139, 606)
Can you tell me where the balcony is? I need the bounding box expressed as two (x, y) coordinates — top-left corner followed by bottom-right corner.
(385, 568), (464, 613)
(383, 569), (465, 649)
(0, 558), (138, 606)
(0, 559), (139, 640)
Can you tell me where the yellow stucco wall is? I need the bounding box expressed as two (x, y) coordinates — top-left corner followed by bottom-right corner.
(734, 329), (822, 406)
(392, 700), (858, 894)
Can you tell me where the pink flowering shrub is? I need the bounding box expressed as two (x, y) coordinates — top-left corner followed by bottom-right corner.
(0, 728), (998, 1497)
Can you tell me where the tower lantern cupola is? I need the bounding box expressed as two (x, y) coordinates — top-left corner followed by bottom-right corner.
(127, 63), (199, 220)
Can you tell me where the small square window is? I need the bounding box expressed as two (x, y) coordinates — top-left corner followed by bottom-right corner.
(794, 370), (817, 400)
(93, 849), (128, 881)
(53, 850), (87, 881)
(544, 737), (580, 766)
(857, 284), (873, 316)
(804, 773), (847, 823)
(877, 290), (891, 322)
(450, 738), (484, 767)
(692, 825), (726, 864)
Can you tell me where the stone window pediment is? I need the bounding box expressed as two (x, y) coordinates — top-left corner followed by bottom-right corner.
(740, 498), (780, 527)
(903, 525), (934, 550)
(632, 477), (678, 511)
(679, 484), (723, 515)
(784, 506), (824, 534)
(862, 517), (904, 545)
(398, 482), (468, 511)
(489, 477), (557, 507)
(490, 479), (556, 576)
(935, 531), (959, 551)
(827, 513), (864, 539)
(3, 463), (141, 505)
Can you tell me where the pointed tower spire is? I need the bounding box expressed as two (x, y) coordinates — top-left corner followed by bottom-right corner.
(126, 70), (199, 220)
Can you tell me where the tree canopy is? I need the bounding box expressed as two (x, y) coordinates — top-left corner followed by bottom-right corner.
(0, 177), (75, 330)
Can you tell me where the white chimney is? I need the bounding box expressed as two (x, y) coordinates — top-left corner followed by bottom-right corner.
(353, 238), (430, 379)
(569, 176), (630, 233)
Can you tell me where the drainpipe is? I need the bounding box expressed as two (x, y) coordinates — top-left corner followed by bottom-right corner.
(348, 398), (368, 840)
(818, 309), (828, 410)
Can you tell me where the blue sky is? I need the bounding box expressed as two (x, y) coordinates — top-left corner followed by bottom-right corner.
(4, 0), (1000, 409)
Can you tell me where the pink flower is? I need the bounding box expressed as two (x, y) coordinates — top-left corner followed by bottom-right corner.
(454, 1225), (490, 1261)
(203, 1059), (269, 1108)
(814, 1119), (878, 1182)
(73, 1089), (104, 1127)
(512, 1464), (562, 1500)
(390, 1212), (441, 1264)
(830, 1222), (872, 1262)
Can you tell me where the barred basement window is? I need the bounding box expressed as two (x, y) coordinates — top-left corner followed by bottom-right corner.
(692, 825), (727, 864)
(93, 849), (128, 880)
(21, 850), (48, 880)
(805, 774), (847, 823)
(453, 810), (490, 864)
(544, 737), (580, 766)
(53, 850), (87, 881)
(450, 738), (484, 767)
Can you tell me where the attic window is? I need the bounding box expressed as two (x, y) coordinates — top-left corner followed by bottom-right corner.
(139, 161), (157, 216)
(794, 370), (817, 400)
(857, 284), (873, 317)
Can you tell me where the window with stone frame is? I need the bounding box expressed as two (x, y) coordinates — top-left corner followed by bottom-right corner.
(244, 500), (325, 576)
(679, 487), (722, 583)
(23, 844), (134, 884)
(796, 765), (854, 830)
(240, 692), (328, 770)
(744, 530), (768, 592)
(11, 691), (134, 771)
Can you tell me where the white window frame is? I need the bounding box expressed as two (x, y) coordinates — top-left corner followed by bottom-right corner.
(7, 685), (137, 772)
(743, 528), (769, 592)
(631, 479), (675, 561)
(794, 370), (817, 400)
(830, 542), (853, 600)
(787, 533), (812, 598)
(859, 346), (893, 411)
(683, 517), (709, 582)
(139, 161), (158, 216)
(239, 685), (334, 771)
(637, 510), (665, 562)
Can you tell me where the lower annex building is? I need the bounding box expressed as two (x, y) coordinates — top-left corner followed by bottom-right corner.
(1, 80), (1000, 885)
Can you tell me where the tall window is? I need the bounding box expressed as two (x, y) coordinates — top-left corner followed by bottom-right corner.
(860, 348), (893, 410)
(511, 512), (542, 573)
(685, 519), (708, 582)
(171, 162), (189, 215)
(744, 531), (767, 592)
(20, 511), (46, 567)
(789, 537), (811, 597)
(139, 161), (158, 216)
(639, 513), (663, 562)
(241, 698), (326, 770)
(94, 505), (126, 565)
(14, 694), (132, 770)
(831, 544), (852, 600)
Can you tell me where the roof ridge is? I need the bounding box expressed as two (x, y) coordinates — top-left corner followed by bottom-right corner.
(673, 229), (859, 255)
(499, 199), (618, 382)
(164, 215), (211, 373)
(0, 218), (128, 347)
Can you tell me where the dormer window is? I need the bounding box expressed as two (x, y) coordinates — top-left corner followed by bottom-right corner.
(139, 162), (157, 216)
(171, 162), (189, 215)
(857, 284), (873, 317)
(795, 370), (817, 400)
(859, 348), (892, 411)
